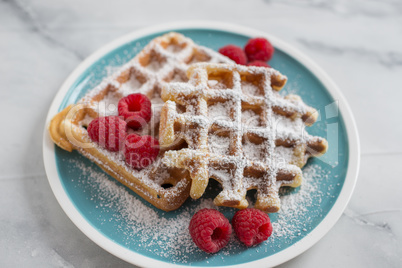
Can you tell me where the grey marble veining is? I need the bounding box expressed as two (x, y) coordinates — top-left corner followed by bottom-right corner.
(1, 0), (401, 267)
(297, 39), (402, 68)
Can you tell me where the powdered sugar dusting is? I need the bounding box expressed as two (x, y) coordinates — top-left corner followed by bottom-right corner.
(241, 81), (261, 96)
(71, 159), (240, 263)
(242, 140), (265, 162)
(242, 109), (261, 127)
(208, 134), (230, 155)
(208, 101), (231, 119)
(208, 79), (227, 89)
(275, 146), (296, 164)
(119, 74), (144, 96)
(146, 60), (164, 72)
(97, 91), (121, 116)
(69, 157), (332, 264)
(272, 164), (329, 240)
(273, 113), (306, 141)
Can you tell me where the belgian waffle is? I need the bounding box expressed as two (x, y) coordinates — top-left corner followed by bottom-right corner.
(159, 63), (328, 212)
(48, 33), (233, 211)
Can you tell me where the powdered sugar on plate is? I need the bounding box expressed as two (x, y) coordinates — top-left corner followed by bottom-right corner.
(272, 164), (328, 240)
(69, 157), (332, 264)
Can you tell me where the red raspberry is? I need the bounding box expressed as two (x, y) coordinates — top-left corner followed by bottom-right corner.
(118, 93), (152, 130)
(124, 134), (159, 169)
(244, 37), (274, 62)
(87, 116), (127, 152)
(232, 208), (272, 247)
(189, 209), (232, 253)
(247, 60), (270, 68)
(218, 45), (247, 65)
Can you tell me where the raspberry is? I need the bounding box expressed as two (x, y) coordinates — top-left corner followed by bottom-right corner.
(232, 208), (272, 247)
(247, 60), (270, 68)
(87, 116), (127, 152)
(118, 93), (152, 130)
(244, 37), (274, 62)
(189, 209), (232, 253)
(124, 134), (159, 169)
(218, 45), (247, 65)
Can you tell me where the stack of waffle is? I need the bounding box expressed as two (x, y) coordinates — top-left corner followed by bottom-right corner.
(49, 33), (327, 212)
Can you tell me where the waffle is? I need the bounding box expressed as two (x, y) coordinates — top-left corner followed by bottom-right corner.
(48, 33), (233, 212)
(159, 63), (328, 212)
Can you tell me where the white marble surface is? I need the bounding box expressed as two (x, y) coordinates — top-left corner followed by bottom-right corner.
(1, 0), (401, 267)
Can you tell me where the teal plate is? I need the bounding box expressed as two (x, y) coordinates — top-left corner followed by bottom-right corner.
(43, 22), (359, 267)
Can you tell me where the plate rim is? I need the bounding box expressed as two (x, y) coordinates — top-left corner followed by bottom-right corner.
(42, 21), (360, 268)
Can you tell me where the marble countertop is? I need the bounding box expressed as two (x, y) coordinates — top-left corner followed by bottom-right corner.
(1, 0), (401, 267)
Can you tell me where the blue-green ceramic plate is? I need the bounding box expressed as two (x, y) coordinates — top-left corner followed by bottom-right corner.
(43, 22), (360, 267)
